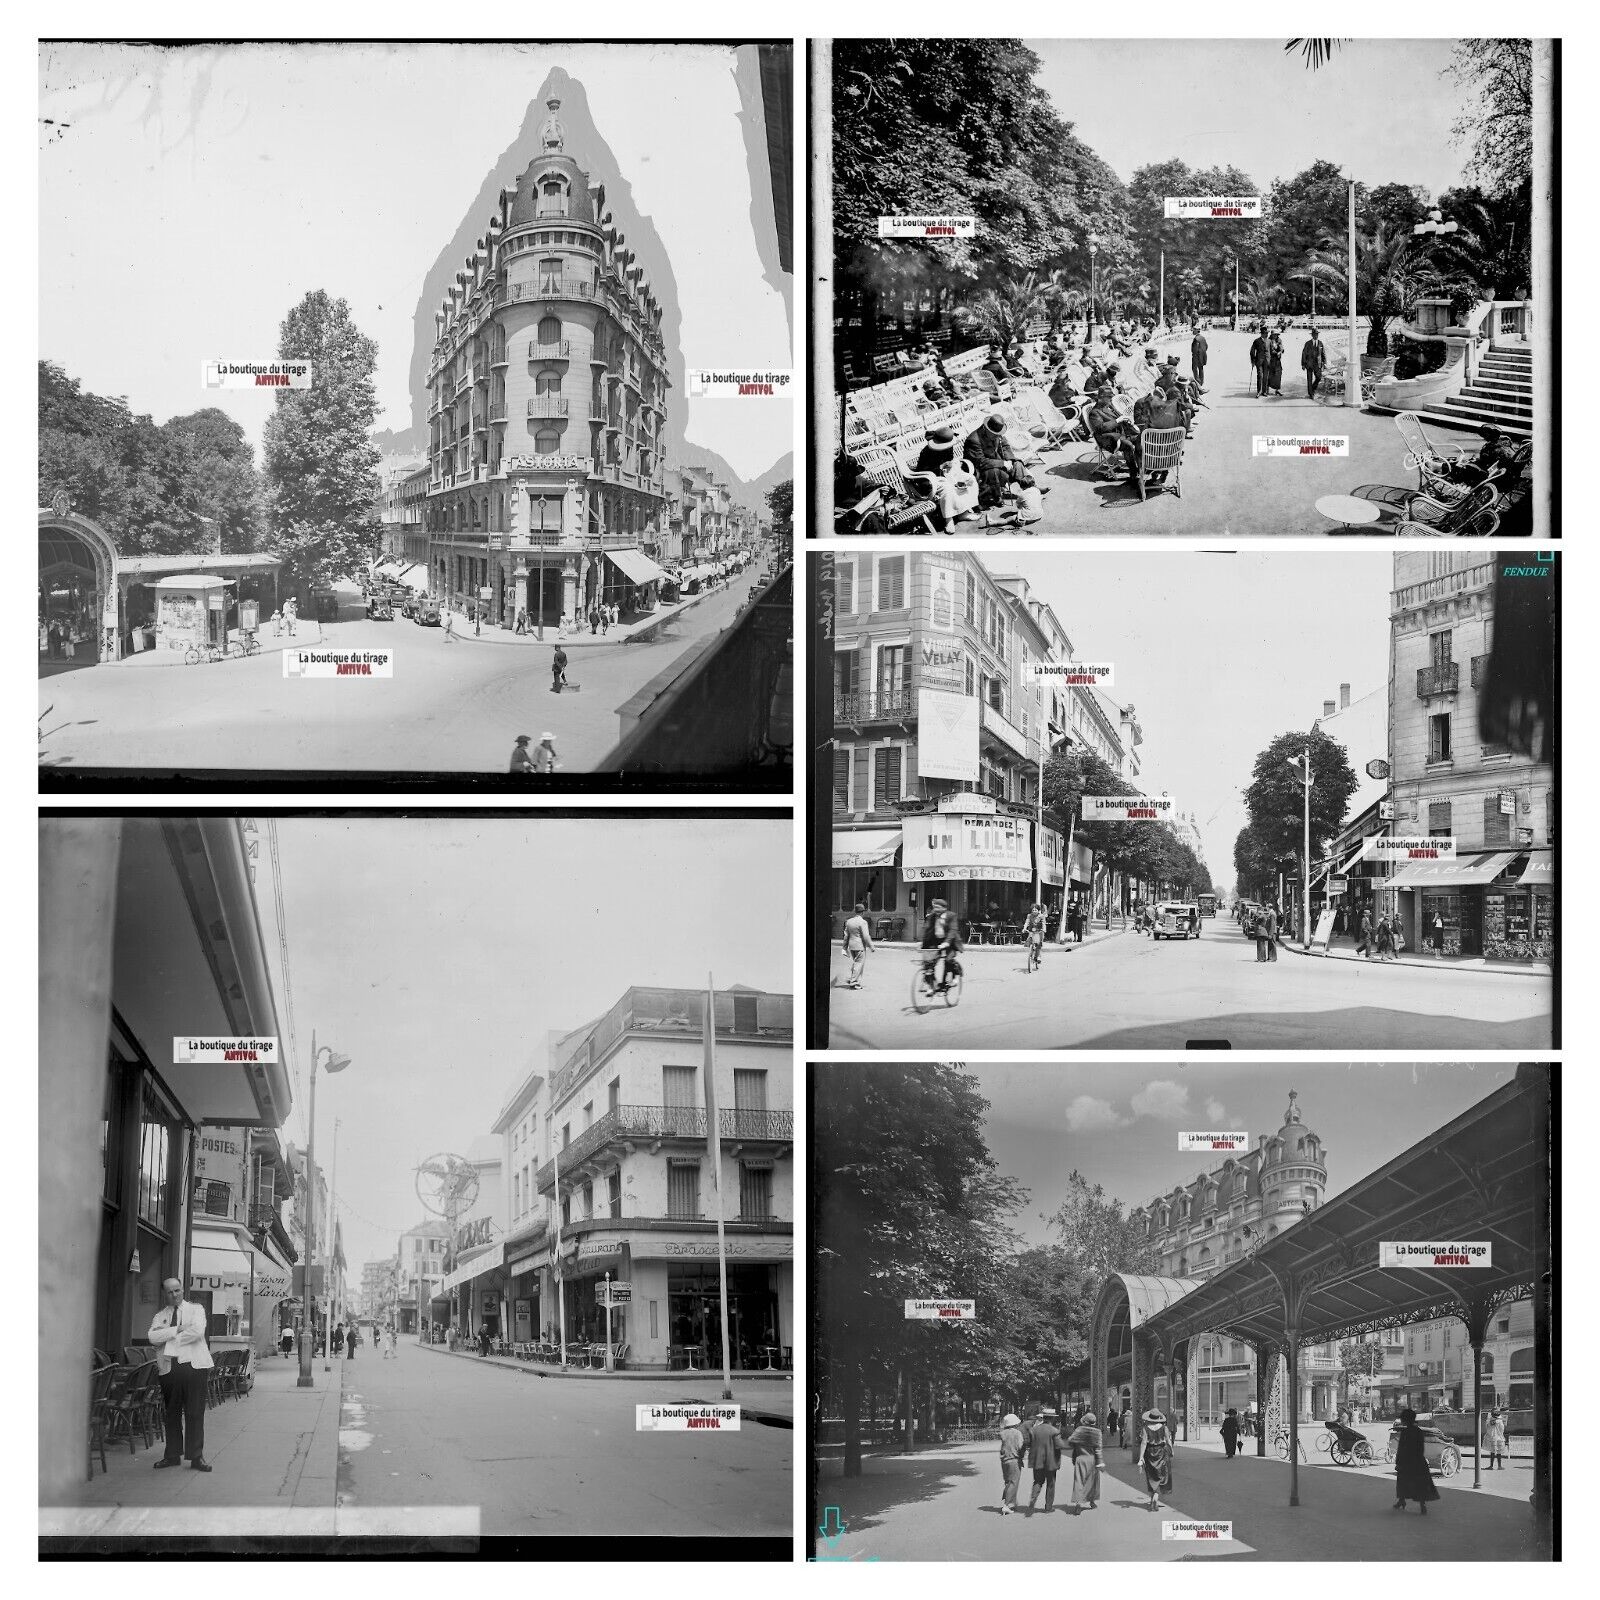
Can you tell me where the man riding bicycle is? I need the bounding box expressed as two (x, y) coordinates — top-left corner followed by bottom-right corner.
(1022, 902), (1047, 969)
(920, 899), (964, 989)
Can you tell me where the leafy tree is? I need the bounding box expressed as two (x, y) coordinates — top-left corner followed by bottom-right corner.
(1364, 182), (1431, 238)
(764, 478), (793, 535)
(262, 290), (382, 598)
(162, 408), (265, 554)
(814, 1063), (1025, 1476)
(1338, 1336), (1387, 1405)
(1444, 39), (1532, 197)
(1427, 181), (1533, 300)
(1233, 820), (1294, 905)
(958, 272), (1045, 348)
(1049, 1171), (1158, 1279)
(1241, 728), (1359, 882)
(1296, 219), (1435, 354)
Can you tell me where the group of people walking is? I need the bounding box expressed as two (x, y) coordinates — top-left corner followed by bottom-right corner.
(1239, 900), (1283, 961)
(1248, 321), (1327, 399)
(997, 1406), (1175, 1517)
(1354, 907), (1407, 959)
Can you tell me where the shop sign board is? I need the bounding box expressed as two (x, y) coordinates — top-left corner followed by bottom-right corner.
(926, 560), (961, 633)
(597, 1281), (633, 1306)
(917, 688), (979, 781)
(902, 812), (1032, 883)
(1038, 826), (1065, 888)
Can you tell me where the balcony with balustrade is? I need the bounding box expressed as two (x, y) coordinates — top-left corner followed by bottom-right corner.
(1393, 563), (1495, 612)
(527, 396), (571, 419)
(533, 1104), (794, 1195)
(834, 686), (914, 727)
(1417, 662), (1460, 698)
(530, 339), (572, 363)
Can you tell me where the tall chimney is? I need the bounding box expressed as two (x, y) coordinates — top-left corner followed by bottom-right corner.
(1323, 700), (1336, 719)
(1340, 682), (1351, 708)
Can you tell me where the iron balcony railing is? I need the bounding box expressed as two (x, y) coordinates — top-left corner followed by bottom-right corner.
(534, 1104), (794, 1192)
(488, 403), (507, 423)
(527, 396), (571, 419)
(1417, 662), (1460, 697)
(835, 687), (914, 725)
(495, 278), (602, 307)
(530, 339), (572, 361)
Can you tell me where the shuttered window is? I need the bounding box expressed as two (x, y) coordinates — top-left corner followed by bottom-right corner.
(837, 562), (854, 613)
(874, 747), (902, 807)
(1483, 793), (1512, 844)
(1428, 714), (1452, 764)
(732, 994), (758, 1034)
(1428, 800), (1453, 835)
(876, 556), (906, 611)
(739, 1164), (774, 1221)
(833, 748), (852, 810)
(835, 650), (858, 701)
(734, 1069), (767, 1112)
(667, 1162), (700, 1220)
(663, 1066), (697, 1107)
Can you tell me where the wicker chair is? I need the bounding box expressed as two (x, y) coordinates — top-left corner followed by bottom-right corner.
(1136, 427), (1187, 500)
(88, 1363), (115, 1478)
(1394, 412), (1475, 495)
(105, 1363), (158, 1453)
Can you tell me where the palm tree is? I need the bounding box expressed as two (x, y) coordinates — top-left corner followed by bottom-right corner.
(1041, 268), (1086, 333)
(1286, 255), (1343, 318)
(1297, 221), (1439, 355)
(958, 271), (1046, 348)
(1421, 190), (1530, 302)
(1285, 39), (1348, 70)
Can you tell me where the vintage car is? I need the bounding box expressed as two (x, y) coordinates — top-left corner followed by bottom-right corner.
(366, 599), (394, 621)
(1153, 902), (1200, 940)
(413, 600), (442, 626)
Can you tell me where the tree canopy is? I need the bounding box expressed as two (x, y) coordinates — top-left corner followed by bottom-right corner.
(1233, 728), (1359, 900)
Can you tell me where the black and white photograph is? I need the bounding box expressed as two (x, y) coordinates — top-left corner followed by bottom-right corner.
(813, 548), (1555, 1049)
(38, 41), (793, 784)
(815, 39), (1552, 537)
(810, 1060), (1555, 1561)
(40, 814), (794, 1555)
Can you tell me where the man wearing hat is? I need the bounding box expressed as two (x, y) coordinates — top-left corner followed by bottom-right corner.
(1024, 1405), (1063, 1513)
(1088, 385), (1140, 479)
(962, 413), (1028, 515)
(914, 425), (978, 528)
(533, 733), (559, 773)
(509, 734), (536, 774)
(1300, 327), (1327, 398)
(1249, 326), (1270, 397)
(997, 1412), (1027, 1515)
(1444, 425), (1517, 488)
(1190, 326), (1208, 390)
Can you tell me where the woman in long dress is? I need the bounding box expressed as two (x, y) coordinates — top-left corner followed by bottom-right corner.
(1136, 1409), (1174, 1510)
(1267, 334), (1285, 395)
(1393, 1409), (1441, 1513)
(1066, 1411), (1104, 1511)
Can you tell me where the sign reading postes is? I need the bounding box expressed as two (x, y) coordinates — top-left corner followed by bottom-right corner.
(597, 1281), (633, 1306)
(1022, 661), (1114, 687)
(1372, 836), (1458, 861)
(1178, 1132), (1248, 1152)
(1163, 196), (1262, 218)
(174, 1037), (279, 1064)
(1380, 1241), (1493, 1269)
(905, 1299), (976, 1320)
(1083, 796), (1176, 822)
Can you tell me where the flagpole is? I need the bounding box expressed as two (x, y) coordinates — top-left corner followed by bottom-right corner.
(553, 1138), (567, 1368)
(706, 974), (733, 1402)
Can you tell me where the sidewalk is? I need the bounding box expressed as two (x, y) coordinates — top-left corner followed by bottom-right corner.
(44, 1353), (345, 1533)
(1278, 932), (1549, 978)
(858, 921), (1131, 954)
(115, 622), (325, 667)
(438, 587), (724, 649)
(416, 1340), (793, 1421)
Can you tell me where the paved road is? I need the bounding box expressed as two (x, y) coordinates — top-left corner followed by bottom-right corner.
(336, 1341), (790, 1537)
(1029, 327), (1427, 535)
(814, 1439), (1543, 1561)
(39, 580), (754, 774)
(828, 917), (1552, 1049)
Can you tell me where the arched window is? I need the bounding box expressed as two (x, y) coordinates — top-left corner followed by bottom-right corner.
(535, 429), (560, 454)
(471, 498), (481, 529)
(1297, 1137), (1306, 1153)
(536, 368), (563, 396)
(538, 315), (562, 345)
(1178, 1255), (1188, 1275)
(1199, 1245), (1211, 1264)
(537, 177), (569, 218)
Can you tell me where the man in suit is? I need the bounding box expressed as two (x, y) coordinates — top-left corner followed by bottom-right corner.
(149, 1277), (214, 1470)
(1190, 328), (1208, 390)
(1249, 327), (1269, 396)
(1301, 329), (1327, 398)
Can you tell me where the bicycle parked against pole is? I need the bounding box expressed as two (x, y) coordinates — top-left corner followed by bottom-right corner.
(1273, 1426), (1308, 1463)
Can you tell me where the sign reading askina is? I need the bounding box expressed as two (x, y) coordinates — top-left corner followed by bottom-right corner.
(174, 1037), (279, 1064)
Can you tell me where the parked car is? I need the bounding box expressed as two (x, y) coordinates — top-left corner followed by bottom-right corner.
(366, 600), (393, 621)
(414, 601), (441, 626)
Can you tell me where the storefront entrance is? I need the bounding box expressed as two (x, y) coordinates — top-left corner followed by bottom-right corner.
(667, 1264), (778, 1371)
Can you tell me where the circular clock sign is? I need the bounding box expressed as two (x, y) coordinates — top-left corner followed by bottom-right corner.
(1365, 759), (1390, 780)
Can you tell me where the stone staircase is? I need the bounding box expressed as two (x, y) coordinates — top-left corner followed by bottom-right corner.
(1414, 345), (1532, 438)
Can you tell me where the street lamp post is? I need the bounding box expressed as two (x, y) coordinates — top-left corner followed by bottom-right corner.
(1087, 234), (1100, 343)
(1345, 181), (1360, 411)
(298, 1033), (351, 1389)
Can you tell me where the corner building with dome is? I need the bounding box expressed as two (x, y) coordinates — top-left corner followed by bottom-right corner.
(424, 99), (672, 629)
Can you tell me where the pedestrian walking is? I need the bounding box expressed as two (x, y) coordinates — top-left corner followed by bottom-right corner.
(1301, 329), (1326, 398)
(997, 1413), (1027, 1516)
(1105, 1403), (1119, 1445)
(1066, 1411), (1104, 1511)
(1358, 907), (1374, 958)
(515, 608), (527, 635)
(842, 902), (875, 989)
(347, 1323), (360, 1361)
(509, 733), (536, 774)
(588, 604), (600, 635)
(1252, 907), (1268, 962)
(1221, 1407), (1241, 1459)
(285, 597), (298, 636)
(279, 1323), (295, 1359)
(551, 644), (568, 693)
(1249, 327), (1269, 397)
(1024, 1407), (1063, 1514)
(1431, 910), (1445, 957)
(599, 604), (610, 635)
(332, 1322), (345, 1355)
(478, 1323), (492, 1357)
(444, 608), (455, 642)
(1268, 332), (1285, 395)
(1263, 903), (1280, 962)
(271, 609), (282, 637)
(1486, 1407), (1507, 1470)
(148, 1277), (214, 1471)
(1392, 1409), (1441, 1513)
(1136, 1409), (1174, 1511)
(387, 1323), (398, 1360)
(1190, 329), (1208, 390)
(534, 732), (559, 773)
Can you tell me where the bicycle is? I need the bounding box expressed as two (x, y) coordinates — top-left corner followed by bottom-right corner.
(229, 630), (261, 659)
(1316, 1427), (1373, 1466)
(1273, 1426), (1308, 1463)
(910, 953), (963, 1013)
(184, 642), (225, 665)
(1026, 932), (1043, 974)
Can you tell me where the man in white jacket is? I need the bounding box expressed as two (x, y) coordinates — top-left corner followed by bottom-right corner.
(148, 1277), (215, 1470)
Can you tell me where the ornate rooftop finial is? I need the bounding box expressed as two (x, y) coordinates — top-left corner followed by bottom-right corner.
(541, 98), (566, 154)
(1286, 1089), (1302, 1124)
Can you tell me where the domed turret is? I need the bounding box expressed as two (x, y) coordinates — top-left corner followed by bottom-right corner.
(1259, 1090), (1328, 1230)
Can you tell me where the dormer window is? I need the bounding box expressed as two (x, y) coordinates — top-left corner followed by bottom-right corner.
(537, 177), (569, 218)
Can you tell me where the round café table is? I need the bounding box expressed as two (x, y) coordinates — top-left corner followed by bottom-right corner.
(1314, 494), (1385, 532)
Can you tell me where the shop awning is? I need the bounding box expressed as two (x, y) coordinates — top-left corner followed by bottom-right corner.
(190, 1232), (254, 1290)
(394, 563), (429, 592)
(1516, 851), (1553, 887)
(1387, 850), (1521, 889)
(442, 1242), (506, 1293)
(833, 827), (901, 869)
(607, 548), (668, 585)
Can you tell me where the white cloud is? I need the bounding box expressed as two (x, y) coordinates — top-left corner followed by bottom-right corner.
(1204, 1097), (1229, 1123)
(1131, 1080), (1190, 1120)
(1065, 1095), (1130, 1132)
